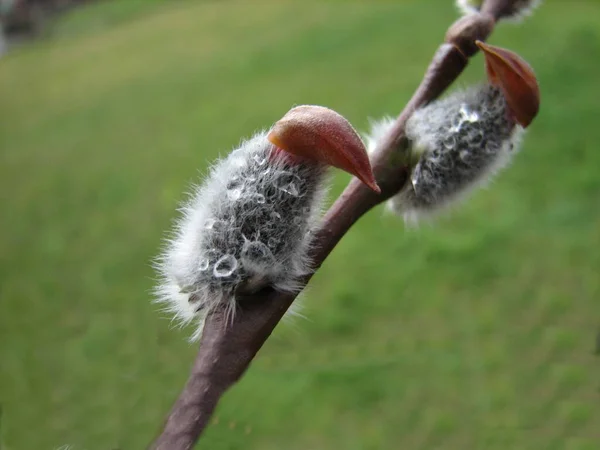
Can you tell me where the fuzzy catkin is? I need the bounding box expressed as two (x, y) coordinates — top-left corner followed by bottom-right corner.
(155, 132), (327, 339)
(455, 0), (542, 21)
(367, 85), (523, 222)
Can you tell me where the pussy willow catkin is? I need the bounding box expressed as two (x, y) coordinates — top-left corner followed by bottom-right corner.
(156, 133), (327, 339)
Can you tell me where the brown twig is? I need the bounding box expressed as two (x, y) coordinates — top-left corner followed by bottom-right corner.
(149, 2), (517, 448)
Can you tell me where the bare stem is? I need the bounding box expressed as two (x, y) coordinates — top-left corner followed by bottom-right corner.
(149, 2), (513, 449)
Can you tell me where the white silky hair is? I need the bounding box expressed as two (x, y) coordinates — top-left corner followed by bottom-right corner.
(365, 84), (524, 224)
(155, 132), (328, 340)
(455, 0), (543, 22)
(364, 116), (396, 156)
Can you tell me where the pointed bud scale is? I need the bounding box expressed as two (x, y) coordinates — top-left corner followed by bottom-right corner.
(155, 133), (328, 340)
(369, 84), (527, 223)
(476, 41), (539, 128)
(268, 105), (380, 193)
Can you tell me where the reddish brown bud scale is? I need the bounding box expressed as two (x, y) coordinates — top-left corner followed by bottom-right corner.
(268, 105), (381, 193)
(476, 40), (540, 128)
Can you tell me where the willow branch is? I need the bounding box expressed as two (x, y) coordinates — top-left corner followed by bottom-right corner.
(150, 2), (514, 449)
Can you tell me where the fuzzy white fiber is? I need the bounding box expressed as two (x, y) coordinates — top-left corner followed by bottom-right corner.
(455, 0), (543, 22)
(364, 116), (395, 156)
(155, 132), (328, 340)
(366, 85), (524, 223)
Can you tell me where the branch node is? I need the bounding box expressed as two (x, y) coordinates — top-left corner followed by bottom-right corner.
(445, 12), (495, 57)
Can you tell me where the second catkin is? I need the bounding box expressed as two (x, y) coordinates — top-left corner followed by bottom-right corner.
(367, 41), (540, 224)
(392, 84), (523, 222)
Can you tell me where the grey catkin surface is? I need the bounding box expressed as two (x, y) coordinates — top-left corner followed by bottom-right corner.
(155, 133), (328, 339)
(366, 84), (523, 223)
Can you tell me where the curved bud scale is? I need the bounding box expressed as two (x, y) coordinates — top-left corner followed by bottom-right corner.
(476, 41), (540, 128)
(268, 105), (381, 193)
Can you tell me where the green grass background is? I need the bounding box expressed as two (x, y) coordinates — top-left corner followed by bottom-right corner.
(1, 0), (599, 448)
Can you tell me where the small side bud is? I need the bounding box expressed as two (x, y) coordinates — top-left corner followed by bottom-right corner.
(387, 84), (526, 222)
(268, 105), (380, 193)
(155, 133), (328, 340)
(456, 0), (542, 22)
(445, 13), (495, 58)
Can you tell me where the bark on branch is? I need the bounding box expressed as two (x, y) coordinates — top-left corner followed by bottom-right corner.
(149, 2), (519, 448)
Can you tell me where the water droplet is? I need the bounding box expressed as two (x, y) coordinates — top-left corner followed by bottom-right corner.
(281, 182), (299, 196)
(459, 104), (479, 123)
(270, 211), (282, 221)
(427, 152), (441, 164)
(253, 154), (267, 166)
(255, 194), (266, 204)
(449, 116), (463, 133)
(275, 172), (303, 197)
(241, 241), (274, 268)
(213, 255), (238, 278)
(227, 188), (242, 201)
(442, 135), (456, 150)
(293, 216), (302, 225)
(469, 130), (484, 146)
(267, 238), (279, 249)
(198, 258), (210, 271)
(262, 168), (271, 177)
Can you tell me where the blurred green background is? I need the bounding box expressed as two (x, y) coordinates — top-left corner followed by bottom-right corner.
(1, 0), (599, 449)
